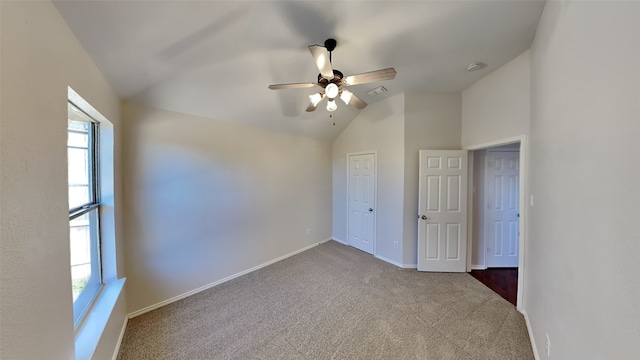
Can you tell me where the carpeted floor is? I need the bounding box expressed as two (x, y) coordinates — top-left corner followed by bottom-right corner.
(117, 241), (534, 359)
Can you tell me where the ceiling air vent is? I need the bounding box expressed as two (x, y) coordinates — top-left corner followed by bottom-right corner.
(367, 86), (388, 96)
(466, 62), (487, 72)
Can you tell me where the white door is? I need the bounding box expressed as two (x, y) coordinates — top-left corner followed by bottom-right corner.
(485, 151), (520, 268)
(348, 153), (376, 254)
(418, 150), (468, 272)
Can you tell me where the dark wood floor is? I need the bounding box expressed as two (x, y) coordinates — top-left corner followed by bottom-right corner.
(469, 267), (518, 306)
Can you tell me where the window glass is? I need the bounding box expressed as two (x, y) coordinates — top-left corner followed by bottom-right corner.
(68, 115), (93, 210)
(70, 210), (101, 303)
(68, 102), (102, 326)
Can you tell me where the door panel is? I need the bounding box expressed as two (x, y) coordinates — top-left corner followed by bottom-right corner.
(427, 176), (440, 211)
(446, 224), (460, 259)
(486, 151), (519, 267)
(348, 153), (376, 254)
(418, 150), (468, 272)
(447, 175), (461, 211)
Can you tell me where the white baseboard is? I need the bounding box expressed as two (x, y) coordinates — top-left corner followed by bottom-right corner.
(375, 254), (402, 267)
(111, 316), (128, 360)
(332, 237), (347, 245)
(521, 309), (540, 360)
(471, 265), (487, 270)
(375, 254), (417, 269)
(128, 238), (332, 319)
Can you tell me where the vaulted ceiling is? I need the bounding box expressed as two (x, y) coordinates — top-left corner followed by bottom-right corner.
(53, 0), (545, 140)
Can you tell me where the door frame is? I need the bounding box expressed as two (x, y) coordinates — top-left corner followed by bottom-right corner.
(346, 151), (378, 256)
(465, 135), (527, 311)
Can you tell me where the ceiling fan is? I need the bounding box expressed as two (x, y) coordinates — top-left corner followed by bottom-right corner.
(268, 38), (396, 113)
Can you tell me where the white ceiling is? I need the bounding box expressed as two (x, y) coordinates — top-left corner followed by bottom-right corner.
(53, 0), (545, 141)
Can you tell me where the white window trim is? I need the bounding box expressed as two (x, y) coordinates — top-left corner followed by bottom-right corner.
(69, 87), (126, 360)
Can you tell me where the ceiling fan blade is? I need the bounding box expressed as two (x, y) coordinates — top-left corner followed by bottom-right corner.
(349, 93), (367, 110)
(306, 103), (319, 112)
(343, 67), (396, 86)
(268, 82), (319, 90)
(308, 45), (334, 80)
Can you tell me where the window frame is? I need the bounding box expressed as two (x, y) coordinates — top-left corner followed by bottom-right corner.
(68, 102), (99, 215)
(68, 101), (104, 327)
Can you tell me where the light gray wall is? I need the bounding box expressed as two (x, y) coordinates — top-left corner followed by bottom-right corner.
(0, 1), (126, 359)
(403, 92), (461, 266)
(462, 50), (530, 274)
(462, 50), (530, 148)
(527, 1), (640, 358)
(122, 102), (333, 313)
(461, 49), (531, 272)
(332, 94), (405, 265)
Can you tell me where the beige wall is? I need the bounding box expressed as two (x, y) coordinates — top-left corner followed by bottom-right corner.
(527, 1), (640, 358)
(403, 92), (461, 266)
(122, 102), (333, 313)
(0, 1), (125, 359)
(332, 94), (405, 264)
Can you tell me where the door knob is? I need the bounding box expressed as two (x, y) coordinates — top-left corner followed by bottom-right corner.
(421, 215), (429, 220)
(369, 208), (374, 212)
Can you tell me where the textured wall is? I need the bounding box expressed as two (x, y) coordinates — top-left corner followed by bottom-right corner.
(122, 102), (333, 313)
(527, 1), (640, 358)
(0, 1), (125, 359)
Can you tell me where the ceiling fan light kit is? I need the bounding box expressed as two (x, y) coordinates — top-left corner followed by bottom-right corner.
(340, 89), (353, 105)
(325, 83), (339, 99)
(269, 38), (397, 115)
(309, 92), (325, 107)
(326, 99), (338, 112)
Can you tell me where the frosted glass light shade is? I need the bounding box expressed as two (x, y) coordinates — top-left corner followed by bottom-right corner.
(325, 83), (339, 99)
(326, 99), (337, 112)
(340, 89), (353, 105)
(309, 92), (324, 106)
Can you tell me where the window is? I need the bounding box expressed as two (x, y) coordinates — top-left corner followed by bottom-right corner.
(68, 102), (102, 326)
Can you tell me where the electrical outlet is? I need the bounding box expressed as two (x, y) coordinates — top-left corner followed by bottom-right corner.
(306, 228), (311, 236)
(545, 333), (551, 357)
(393, 241), (398, 248)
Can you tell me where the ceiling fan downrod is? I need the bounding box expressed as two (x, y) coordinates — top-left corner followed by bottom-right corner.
(325, 38), (337, 63)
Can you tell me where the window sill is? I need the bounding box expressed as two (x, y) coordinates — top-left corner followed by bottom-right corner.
(75, 278), (126, 360)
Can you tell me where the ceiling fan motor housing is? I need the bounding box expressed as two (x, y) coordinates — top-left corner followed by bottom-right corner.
(318, 69), (343, 87)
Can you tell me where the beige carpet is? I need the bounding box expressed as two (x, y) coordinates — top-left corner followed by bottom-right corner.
(117, 241), (534, 359)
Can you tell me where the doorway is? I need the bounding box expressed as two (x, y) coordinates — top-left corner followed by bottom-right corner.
(485, 146), (520, 268)
(467, 137), (526, 310)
